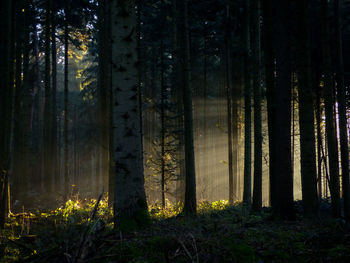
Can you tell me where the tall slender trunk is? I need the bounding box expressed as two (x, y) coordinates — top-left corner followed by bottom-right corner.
(202, 36), (208, 186)
(0, 0), (14, 227)
(295, 0), (319, 216)
(98, 0), (111, 203)
(64, 5), (70, 202)
(232, 78), (239, 199)
(271, 0), (294, 219)
(32, 17), (42, 193)
(225, 3), (234, 205)
(44, 0), (52, 195)
(315, 84), (323, 199)
(73, 106), (77, 186)
(243, 0), (252, 205)
(261, 0), (276, 207)
(51, 17), (58, 190)
(108, 78), (114, 207)
(334, 0), (350, 220)
(159, 0), (167, 209)
(251, 0), (262, 212)
(22, 1), (31, 201)
(12, 0), (24, 204)
(172, 0), (185, 203)
(181, 0), (196, 215)
(321, 0), (341, 217)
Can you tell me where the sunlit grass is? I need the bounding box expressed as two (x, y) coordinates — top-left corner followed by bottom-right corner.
(1, 198), (350, 262)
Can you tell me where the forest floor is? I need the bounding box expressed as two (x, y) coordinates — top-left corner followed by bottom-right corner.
(1, 198), (350, 263)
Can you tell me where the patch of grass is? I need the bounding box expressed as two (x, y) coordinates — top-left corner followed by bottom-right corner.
(1, 199), (350, 262)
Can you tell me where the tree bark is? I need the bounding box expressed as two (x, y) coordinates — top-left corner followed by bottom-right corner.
(321, 0), (341, 217)
(225, 3), (234, 205)
(12, 0), (25, 204)
(111, 0), (149, 226)
(295, 0), (319, 216)
(271, 0), (294, 219)
(251, 0), (262, 212)
(44, 0), (52, 195)
(160, 0), (166, 209)
(64, 4), (70, 202)
(243, 0), (252, 205)
(333, 0), (350, 220)
(0, 0), (13, 228)
(98, 0), (112, 205)
(179, 0), (196, 215)
(261, 0), (276, 208)
(51, 13), (59, 190)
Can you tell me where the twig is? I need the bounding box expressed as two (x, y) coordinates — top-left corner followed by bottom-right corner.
(72, 189), (104, 263)
(189, 233), (199, 263)
(177, 237), (193, 262)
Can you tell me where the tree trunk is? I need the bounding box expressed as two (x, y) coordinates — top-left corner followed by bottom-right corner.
(333, 0), (350, 221)
(44, 0), (52, 195)
(261, 0), (276, 208)
(0, 0), (13, 227)
(315, 74), (323, 200)
(64, 5), (70, 202)
(172, 0), (186, 204)
(321, 0), (341, 217)
(98, 0), (112, 204)
(243, 0), (252, 205)
(271, 0), (294, 219)
(180, 0), (196, 215)
(22, 0), (32, 203)
(160, 0), (166, 209)
(111, 0), (149, 226)
(251, 0), (262, 212)
(12, 0), (24, 204)
(225, 3), (234, 205)
(51, 15), (59, 190)
(295, 0), (319, 216)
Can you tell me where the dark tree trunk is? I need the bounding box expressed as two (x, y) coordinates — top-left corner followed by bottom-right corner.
(43, 0), (52, 195)
(172, 0), (186, 203)
(271, 0), (294, 219)
(295, 0), (319, 216)
(261, 0), (276, 208)
(225, 3), (234, 205)
(160, 0), (166, 209)
(321, 0), (341, 217)
(22, 0), (32, 202)
(97, 0), (112, 204)
(243, 0), (252, 205)
(0, 0), (14, 228)
(251, 0), (262, 212)
(180, 0), (196, 215)
(12, 0), (24, 204)
(51, 16), (59, 190)
(315, 70), (323, 200)
(64, 5), (70, 202)
(333, 0), (350, 221)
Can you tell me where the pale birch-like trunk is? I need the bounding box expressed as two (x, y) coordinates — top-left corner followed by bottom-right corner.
(111, 0), (148, 224)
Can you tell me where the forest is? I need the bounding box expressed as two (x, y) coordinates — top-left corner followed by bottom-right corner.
(1, 0), (350, 262)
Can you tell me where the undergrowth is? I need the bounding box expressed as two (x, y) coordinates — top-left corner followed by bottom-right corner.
(1, 198), (350, 262)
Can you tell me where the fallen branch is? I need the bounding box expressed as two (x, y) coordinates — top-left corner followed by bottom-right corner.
(72, 189), (104, 263)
